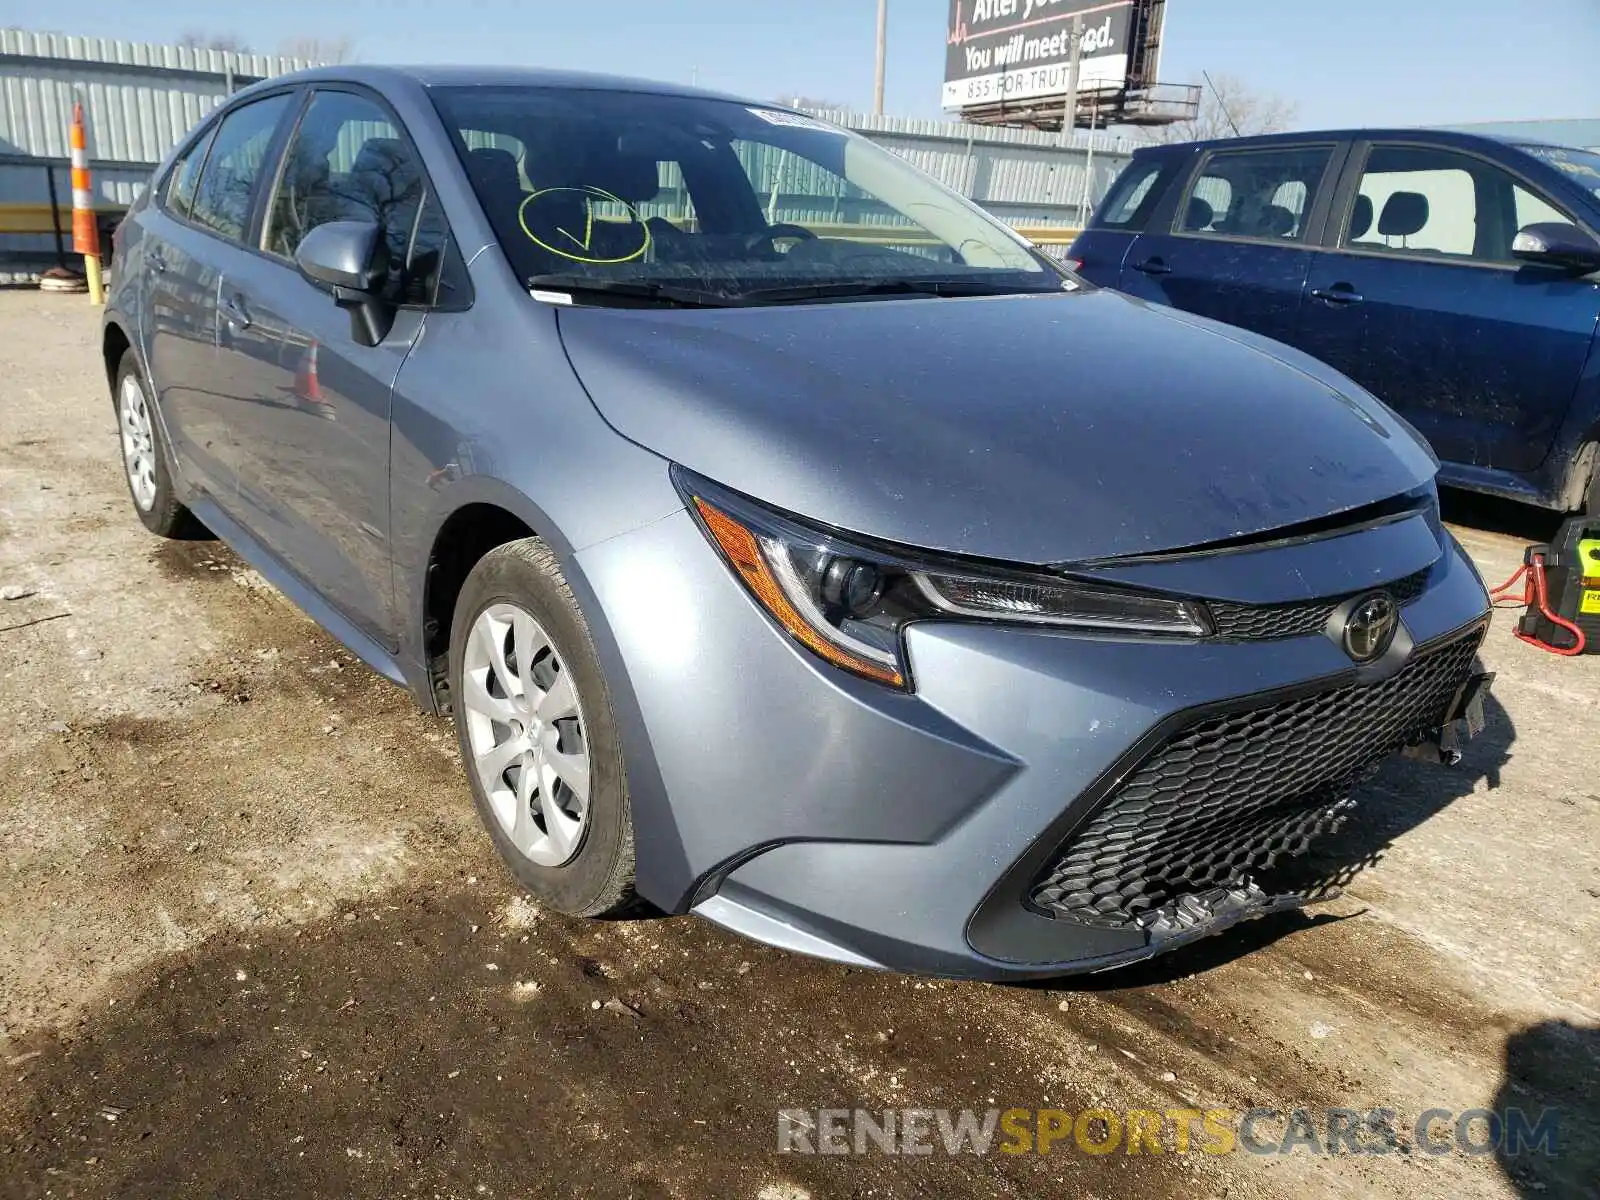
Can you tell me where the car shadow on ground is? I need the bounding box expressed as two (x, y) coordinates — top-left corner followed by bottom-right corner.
(1493, 1020), (1600, 1198)
(1047, 690), (1515, 992)
(1440, 487), (1568, 543)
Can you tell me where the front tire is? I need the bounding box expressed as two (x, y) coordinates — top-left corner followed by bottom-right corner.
(114, 351), (201, 538)
(449, 538), (636, 916)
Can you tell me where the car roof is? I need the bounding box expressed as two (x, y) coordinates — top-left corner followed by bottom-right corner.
(1132, 127), (1580, 156)
(238, 63), (763, 107)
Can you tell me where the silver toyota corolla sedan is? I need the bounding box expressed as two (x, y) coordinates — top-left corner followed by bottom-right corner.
(103, 67), (1493, 979)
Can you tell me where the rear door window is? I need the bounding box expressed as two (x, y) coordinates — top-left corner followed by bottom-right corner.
(1177, 145), (1333, 241)
(1093, 157), (1175, 230)
(163, 125), (217, 220)
(188, 94), (294, 242)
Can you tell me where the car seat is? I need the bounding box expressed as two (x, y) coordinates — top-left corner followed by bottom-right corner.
(1377, 191), (1429, 248)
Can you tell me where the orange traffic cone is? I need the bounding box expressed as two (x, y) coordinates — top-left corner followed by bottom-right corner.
(294, 340), (335, 417)
(69, 102), (103, 305)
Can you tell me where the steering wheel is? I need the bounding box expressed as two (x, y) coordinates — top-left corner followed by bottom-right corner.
(743, 223), (818, 254)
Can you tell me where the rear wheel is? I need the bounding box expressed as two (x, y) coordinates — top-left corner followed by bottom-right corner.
(449, 538), (636, 916)
(114, 352), (200, 538)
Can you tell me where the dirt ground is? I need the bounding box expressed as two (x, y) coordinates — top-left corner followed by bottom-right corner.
(0, 289), (1596, 1200)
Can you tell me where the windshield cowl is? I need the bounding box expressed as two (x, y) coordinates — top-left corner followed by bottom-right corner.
(527, 270), (1079, 308)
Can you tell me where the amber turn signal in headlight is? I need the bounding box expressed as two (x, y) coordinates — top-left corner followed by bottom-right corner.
(692, 495), (905, 687)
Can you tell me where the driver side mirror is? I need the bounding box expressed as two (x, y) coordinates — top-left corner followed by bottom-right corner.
(294, 220), (395, 346)
(1512, 221), (1600, 274)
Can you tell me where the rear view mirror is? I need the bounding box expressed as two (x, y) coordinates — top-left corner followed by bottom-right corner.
(293, 220), (394, 346)
(295, 220), (387, 292)
(1512, 222), (1600, 274)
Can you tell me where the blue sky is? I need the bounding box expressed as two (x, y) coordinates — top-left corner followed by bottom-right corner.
(6, 0), (1598, 127)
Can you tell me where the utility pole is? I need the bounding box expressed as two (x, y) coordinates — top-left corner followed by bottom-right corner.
(1058, 13), (1083, 147)
(1078, 94), (1099, 227)
(873, 0), (888, 115)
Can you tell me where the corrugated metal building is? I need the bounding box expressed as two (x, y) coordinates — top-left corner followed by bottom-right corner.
(0, 29), (316, 263)
(1, 28), (1132, 272)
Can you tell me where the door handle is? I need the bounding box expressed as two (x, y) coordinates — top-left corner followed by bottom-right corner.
(1133, 257), (1171, 276)
(1310, 285), (1363, 305)
(148, 250), (168, 274)
(220, 295), (252, 330)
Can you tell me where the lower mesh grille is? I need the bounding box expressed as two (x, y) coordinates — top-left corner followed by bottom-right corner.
(1029, 626), (1484, 928)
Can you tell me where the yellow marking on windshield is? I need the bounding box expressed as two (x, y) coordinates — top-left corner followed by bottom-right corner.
(517, 186), (651, 265)
(557, 203), (596, 251)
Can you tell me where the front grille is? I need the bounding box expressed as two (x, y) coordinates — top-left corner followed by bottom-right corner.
(1206, 568), (1430, 642)
(1029, 626), (1483, 928)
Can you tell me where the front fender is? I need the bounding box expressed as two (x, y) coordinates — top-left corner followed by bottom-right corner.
(398, 470), (691, 907)
(1545, 336), (1600, 509)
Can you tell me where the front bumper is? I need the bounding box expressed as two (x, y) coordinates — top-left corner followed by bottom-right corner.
(574, 506), (1492, 980)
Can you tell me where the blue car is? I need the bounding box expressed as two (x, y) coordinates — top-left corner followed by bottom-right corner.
(1071, 130), (1600, 514)
(105, 70), (1492, 979)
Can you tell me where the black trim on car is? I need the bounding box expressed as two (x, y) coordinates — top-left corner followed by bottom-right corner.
(1070, 490), (1432, 568)
(964, 616), (1489, 965)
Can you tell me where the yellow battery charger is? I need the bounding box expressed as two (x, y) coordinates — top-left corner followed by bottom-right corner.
(1514, 517), (1600, 654)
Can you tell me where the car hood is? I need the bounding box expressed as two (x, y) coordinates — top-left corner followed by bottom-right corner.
(555, 288), (1437, 564)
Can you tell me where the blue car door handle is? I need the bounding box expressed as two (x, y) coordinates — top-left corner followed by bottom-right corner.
(1311, 285), (1363, 305)
(1133, 257), (1172, 276)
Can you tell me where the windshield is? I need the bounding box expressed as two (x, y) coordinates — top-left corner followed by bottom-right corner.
(429, 86), (1065, 304)
(1520, 144), (1600, 204)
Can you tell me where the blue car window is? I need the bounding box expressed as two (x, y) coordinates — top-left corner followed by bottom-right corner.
(1343, 144), (1573, 265)
(1093, 158), (1172, 229)
(1178, 145), (1331, 242)
(1513, 180), (1572, 230)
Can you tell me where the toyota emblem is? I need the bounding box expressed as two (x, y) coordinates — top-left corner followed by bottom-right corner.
(1343, 593), (1399, 662)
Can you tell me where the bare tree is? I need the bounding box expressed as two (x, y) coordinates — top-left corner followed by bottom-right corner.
(178, 31), (252, 54)
(1145, 73), (1299, 144)
(280, 37), (355, 65)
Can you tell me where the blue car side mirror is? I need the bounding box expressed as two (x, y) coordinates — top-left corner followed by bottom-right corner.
(1512, 222), (1600, 274)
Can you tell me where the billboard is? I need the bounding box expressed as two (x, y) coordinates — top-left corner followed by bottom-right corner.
(943, 0), (1135, 112)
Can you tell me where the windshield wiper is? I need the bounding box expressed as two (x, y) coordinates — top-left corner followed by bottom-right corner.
(725, 277), (1066, 304)
(527, 274), (733, 308)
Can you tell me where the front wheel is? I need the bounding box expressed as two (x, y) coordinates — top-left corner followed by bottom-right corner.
(449, 538), (636, 916)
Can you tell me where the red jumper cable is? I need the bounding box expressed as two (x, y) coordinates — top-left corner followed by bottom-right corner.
(1488, 552), (1587, 656)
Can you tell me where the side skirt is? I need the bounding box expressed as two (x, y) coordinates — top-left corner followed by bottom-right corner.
(187, 495), (410, 689)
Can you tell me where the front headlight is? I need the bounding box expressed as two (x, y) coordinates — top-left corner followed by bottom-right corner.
(678, 470), (1208, 690)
